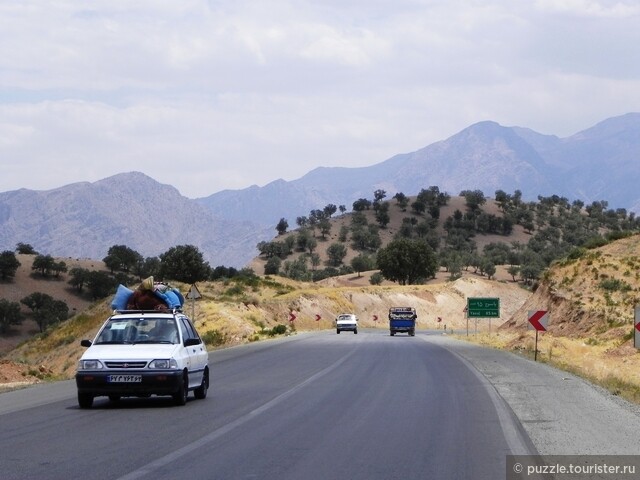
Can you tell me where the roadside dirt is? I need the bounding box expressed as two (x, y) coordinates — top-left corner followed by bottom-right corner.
(0, 360), (48, 392)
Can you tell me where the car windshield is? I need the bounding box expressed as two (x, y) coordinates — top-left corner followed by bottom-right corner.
(94, 318), (179, 345)
(338, 315), (354, 321)
(390, 313), (414, 319)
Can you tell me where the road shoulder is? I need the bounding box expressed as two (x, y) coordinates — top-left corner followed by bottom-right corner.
(427, 334), (640, 455)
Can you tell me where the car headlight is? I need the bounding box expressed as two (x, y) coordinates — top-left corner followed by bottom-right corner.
(77, 359), (104, 370)
(148, 359), (178, 369)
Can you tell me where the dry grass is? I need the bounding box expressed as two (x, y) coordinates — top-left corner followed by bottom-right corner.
(0, 254), (106, 355)
(459, 330), (640, 404)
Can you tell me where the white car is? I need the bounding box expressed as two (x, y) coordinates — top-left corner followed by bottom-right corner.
(336, 313), (358, 334)
(75, 310), (209, 408)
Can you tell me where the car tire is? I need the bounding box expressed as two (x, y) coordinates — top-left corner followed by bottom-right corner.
(194, 369), (209, 400)
(354, 329), (358, 334)
(78, 392), (94, 409)
(336, 329), (340, 334)
(173, 372), (188, 406)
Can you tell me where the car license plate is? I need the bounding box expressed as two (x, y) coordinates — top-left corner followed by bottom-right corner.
(107, 375), (142, 383)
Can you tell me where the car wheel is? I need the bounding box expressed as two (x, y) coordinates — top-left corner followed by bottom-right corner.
(390, 331), (395, 336)
(354, 329), (358, 334)
(78, 392), (94, 409)
(194, 369), (209, 400)
(173, 372), (188, 406)
(337, 329), (340, 334)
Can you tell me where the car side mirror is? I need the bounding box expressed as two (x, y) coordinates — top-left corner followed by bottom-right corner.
(80, 339), (92, 348)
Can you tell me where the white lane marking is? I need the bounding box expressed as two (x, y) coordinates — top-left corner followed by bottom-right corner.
(418, 335), (537, 456)
(117, 347), (357, 480)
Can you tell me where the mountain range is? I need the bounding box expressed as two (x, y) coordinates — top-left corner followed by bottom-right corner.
(1, 112), (638, 267)
(198, 112), (640, 225)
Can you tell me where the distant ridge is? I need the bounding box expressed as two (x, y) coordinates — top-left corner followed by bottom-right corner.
(197, 112), (640, 224)
(1, 113), (639, 267)
(0, 172), (269, 267)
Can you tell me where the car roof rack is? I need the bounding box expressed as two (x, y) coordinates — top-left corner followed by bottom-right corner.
(112, 308), (183, 315)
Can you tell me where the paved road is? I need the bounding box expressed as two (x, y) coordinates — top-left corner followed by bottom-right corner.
(429, 334), (640, 456)
(4, 329), (634, 479)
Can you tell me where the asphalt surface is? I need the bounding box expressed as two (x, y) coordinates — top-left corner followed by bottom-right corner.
(0, 330), (637, 480)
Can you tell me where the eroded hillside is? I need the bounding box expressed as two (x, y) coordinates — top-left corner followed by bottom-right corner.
(493, 234), (640, 402)
(504, 234), (640, 343)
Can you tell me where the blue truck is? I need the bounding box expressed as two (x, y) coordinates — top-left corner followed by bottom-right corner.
(389, 307), (417, 336)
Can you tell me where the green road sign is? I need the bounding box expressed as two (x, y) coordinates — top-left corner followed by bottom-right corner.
(467, 297), (500, 318)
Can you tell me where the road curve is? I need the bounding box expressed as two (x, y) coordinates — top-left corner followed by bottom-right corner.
(2, 330), (536, 480)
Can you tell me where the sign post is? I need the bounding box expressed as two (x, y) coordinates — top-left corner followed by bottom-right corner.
(186, 283), (202, 320)
(528, 310), (549, 361)
(635, 306), (640, 349)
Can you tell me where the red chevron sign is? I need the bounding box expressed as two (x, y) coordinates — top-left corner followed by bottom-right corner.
(528, 310), (548, 331)
(289, 312), (296, 322)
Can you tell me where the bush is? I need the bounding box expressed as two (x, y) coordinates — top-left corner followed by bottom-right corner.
(269, 324), (287, 336)
(598, 278), (632, 292)
(202, 330), (226, 346)
(369, 272), (384, 285)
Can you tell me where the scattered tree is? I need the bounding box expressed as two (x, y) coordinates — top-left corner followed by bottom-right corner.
(326, 243), (348, 267)
(323, 204), (338, 218)
(103, 245), (143, 274)
(264, 257), (281, 275)
(276, 218), (289, 236)
(20, 292), (69, 332)
(159, 245), (211, 283)
(0, 250), (21, 280)
(0, 299), (22, 334)
(352, 198), (372, 211)
(376, 238), (438, 285)
(31, 254), (56, 277)
(68, 267), (91, 293)
(86, 271), (117, 300)
(350, 254), (375, 277)
(15, 243), (37, 255)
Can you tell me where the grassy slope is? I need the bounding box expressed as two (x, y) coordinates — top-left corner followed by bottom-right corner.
(470, 234), (640, 404)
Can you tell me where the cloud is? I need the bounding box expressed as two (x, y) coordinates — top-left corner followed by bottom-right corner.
(0, 1), (639, 198)
(535, 0), (640, 18)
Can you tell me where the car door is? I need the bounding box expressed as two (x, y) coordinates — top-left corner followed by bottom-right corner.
(179, 317), (207, 388)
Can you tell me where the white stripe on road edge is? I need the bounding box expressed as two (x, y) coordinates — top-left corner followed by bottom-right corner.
(419, 335), (537, 456)
(117, 347), (358, 480)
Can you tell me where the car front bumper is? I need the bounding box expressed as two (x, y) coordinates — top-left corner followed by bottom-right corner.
(337, 324), (357, 331)
(75, 369), (183, 397)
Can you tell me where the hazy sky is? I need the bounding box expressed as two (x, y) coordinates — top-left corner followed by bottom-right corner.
(1, 0), (639, 198)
